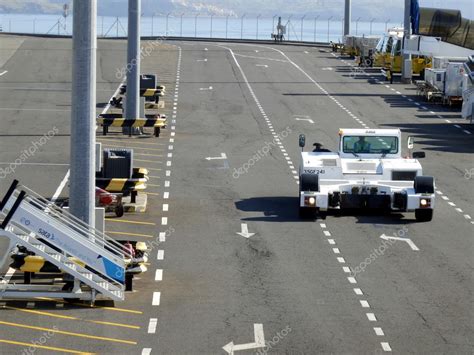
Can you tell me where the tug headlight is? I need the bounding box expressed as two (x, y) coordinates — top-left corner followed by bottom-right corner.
(309, 197), (316, 206)
(420, 198), (431, 208)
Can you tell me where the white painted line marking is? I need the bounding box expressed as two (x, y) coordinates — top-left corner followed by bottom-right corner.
(166, 170), (171, 177)
(354, 288), (363, 295)
(169, 145), (174, 150)
(448, 201), (456, 206)
(454, 124), (461, 128)
(435, 190), (443, 195)
(157, 250), (164, 260)
(167, 161), (172, 167)
(159, 232), (166, 242)
(463, 130), (471, 135)
(342, 266), (351, 273)
(464, 215), (471, 220)
(360, 300), (370, 308)
(148, 318), (158, 333)
(323, 230), (331, 237)
(441, 196), (449, 200)
(337, 257), (345, 263)
(0, 70), (8, 76)
(367, 313), (377, 321)
(152, 292), (161, 306)
(142, 348), (152, 355)
(455, 208), (463, 213)
(165, 181), (170, 187)
(163, 204), (169, 212)
(374, 327), (384, 336)
(162, 217), (168, 225)
(328, 239), (336, 245)
(155, 269), (163, 281)
(164, 192), (170, 199)
(348, 277), (357, 284)
(320, 223), (326, 228)
(381, 342), (392, 352)
(333, 248), (340, 254)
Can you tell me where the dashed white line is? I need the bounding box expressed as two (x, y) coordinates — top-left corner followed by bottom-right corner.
(354, 288), (363, 295)
(148, 318), (158, 333)
(360, 300), (370, 308)
(381, 342), (392, 352)
(348, 277), (357, 284)
(155, 269), (163, 281)
(374, 327), (385, 336)
(157, 250), (164, 260)
(152, 292), (161, 306)
(366, 313), (377, 321)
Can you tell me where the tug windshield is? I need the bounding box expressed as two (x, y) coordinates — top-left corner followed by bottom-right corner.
(343, 136), (399, 154)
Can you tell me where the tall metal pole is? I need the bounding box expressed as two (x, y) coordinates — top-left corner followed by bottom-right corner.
(241, 14), (246, 39)
(314, 16), (319, 42)
(402, 0), (412, 83)
(125, 0), (141, 129)
(225, 15), (229, 39)
(344, 0), (351, 36)
(257, 14), (261, 40)
(301, 15), (306, 42)
(70, 0), (97, 225)
(327, 16), (333, 43)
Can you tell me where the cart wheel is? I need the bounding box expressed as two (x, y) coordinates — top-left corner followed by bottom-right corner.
(115, 204), (125, 217)
(154, 127), (160, 137)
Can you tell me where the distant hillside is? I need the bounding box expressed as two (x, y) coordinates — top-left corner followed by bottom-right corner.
(0, 0), (62, 14)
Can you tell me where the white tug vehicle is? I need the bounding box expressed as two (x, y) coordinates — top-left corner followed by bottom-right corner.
(298, 129), (435, 222)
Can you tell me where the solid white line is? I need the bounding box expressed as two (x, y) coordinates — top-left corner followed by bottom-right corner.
(148, 318), (158, 333)
(51, 170), (70, 202)
(367, 313), (377, 321)
(374, 327), (384, 336)
(157, 250), (164, 260)
(155, 269), (163, 281)
(381, 342), (392, 351)
(152, 292), (161, 306)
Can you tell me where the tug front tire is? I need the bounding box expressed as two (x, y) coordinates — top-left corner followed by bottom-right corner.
(415, 209), (433, 222)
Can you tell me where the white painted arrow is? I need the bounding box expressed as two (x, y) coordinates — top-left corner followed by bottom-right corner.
(236, 223), (255, 239)
(205, 153), (227, 161)
(256, 64), (268, 68)
(380, 234), (419, 251)
(197, 58), (208, 62)
(223, 323), (265, 354)
(199, 86), (213, 91)
(295, 117), (314, 124)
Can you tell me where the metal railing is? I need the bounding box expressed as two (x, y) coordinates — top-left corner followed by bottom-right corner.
(0, 14), (402, 43)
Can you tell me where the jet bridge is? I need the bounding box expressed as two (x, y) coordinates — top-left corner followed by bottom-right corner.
(0, 180), (131, 303)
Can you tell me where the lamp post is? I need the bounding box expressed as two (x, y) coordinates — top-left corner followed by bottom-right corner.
(314, 15), (319, 42)
(327, 15), (333, 43)
(370, 18), (376, 35)
(210, 14), (213, 38)
(256, 14), (261, 39)
(301, 14), (306, 42)
(166, 12), (171, 36)
(241, 13), (246, 39)
(194, 13), (199, 37)
(355, 16), (361, 35)
(225, 15), (229, 39)
(272, 15), (277, 32)
(287, 15), (292, 40)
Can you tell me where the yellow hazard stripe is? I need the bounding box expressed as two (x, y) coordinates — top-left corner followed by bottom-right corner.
(106, 179), (127, 192)
(142, 89), (157, 97)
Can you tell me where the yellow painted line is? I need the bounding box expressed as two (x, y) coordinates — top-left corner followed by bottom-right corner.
(134, 153), (163, 157)
(105, 218), (156, 226)
(2, 306), (140, 330)
(101, 144), (164, 152)
(134, 159), (162, 163)
(106, 231), (155, 238)
(0, 321), (137, 345)
(0, 339), (93, 354)
(34, 298), (143, 314)
(149, 175), (161, 178)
